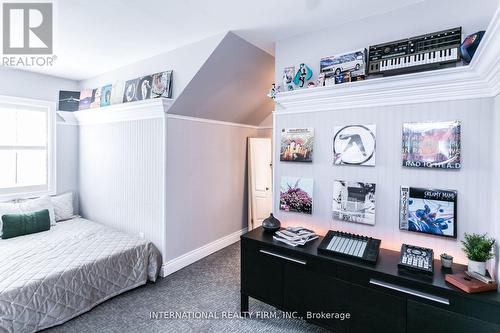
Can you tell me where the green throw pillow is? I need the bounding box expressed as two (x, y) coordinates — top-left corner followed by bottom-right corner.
(1, 209), (51, 239)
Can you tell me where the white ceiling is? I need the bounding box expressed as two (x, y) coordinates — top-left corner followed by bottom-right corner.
(9, 0), (427, 80)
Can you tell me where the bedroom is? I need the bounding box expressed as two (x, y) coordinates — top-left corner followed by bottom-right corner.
(0, 0), (499, 332)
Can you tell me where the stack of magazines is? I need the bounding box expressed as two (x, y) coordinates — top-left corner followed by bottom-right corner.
(273, 227), (318, 247)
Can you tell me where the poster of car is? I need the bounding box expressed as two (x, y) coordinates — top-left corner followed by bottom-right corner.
(402, 121), (461, 169)
(332, 180), (376, 225)
(320, 49), (367, 85)
(333, 124), (376, 166)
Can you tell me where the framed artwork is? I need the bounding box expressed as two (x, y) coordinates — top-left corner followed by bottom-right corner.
(151, 71), (173, 98)
(100, 85), (112, 107)
(123, 78), (139, 103)
(78, 89), (92, 110)
(110, 81), (124, 105)
(333, 124), (376, 166)
(90, 88), (101, 108)
(136, 76), (153, 100)
(282, 66), (295, 91)
(280, 128), (314, 162)
(400, 186), (457, 238)
(280, 176), (313, 215)
(332, 181), (376, 225)
(402, 121), (461, 169)
(58, 91), (80, 111)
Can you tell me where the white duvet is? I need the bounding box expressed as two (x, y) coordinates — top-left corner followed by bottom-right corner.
(0, 218), (161, 333)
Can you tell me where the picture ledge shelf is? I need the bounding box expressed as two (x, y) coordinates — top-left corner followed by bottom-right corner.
(275, 7), (500, 113)
(57, 98), (174, 125)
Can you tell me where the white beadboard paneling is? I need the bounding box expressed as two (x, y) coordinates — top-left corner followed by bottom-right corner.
(79, 118), (165, 259)
(274, 98), (494, 264)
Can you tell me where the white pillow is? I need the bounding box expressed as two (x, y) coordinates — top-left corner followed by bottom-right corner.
(18, 195), (56, 226)
(51, 192), (75, 222)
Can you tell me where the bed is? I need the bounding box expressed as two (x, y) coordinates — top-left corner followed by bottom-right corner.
(0, 217), (161, 333)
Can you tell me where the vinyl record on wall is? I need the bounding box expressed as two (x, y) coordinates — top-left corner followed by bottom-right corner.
(280, 176), (313, 215)
(402, 121), (461, 169)
(333, 124), (376, 166)
(332, 180), (376, 225)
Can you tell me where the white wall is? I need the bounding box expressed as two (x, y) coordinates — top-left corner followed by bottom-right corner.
(0, 67), (79, 205)
(493, 93), (500, 280)
(273, 98), (494, 265)
(165, 116), (257, 261)
(78, 33), (225, 99)
(0, 67), (78, 101)
(275, 0), (496, 84)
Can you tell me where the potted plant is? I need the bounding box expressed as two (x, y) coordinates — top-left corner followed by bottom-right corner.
(461, 233), (495, 275)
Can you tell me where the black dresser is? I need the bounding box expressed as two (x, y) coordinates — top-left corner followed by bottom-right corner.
(240, 227), (500, 333)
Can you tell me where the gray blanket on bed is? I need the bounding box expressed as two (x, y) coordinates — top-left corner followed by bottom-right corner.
(0, 218), (161, 333)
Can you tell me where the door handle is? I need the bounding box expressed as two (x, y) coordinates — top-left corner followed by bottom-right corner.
(259, 249), (307, 265)
(369, 279), (449, 305)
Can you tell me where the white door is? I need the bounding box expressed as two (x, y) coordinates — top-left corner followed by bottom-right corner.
(248, 138), (272, 231)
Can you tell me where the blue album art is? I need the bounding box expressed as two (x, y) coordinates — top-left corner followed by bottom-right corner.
(100, 85), (112, 107)
(400, 186), (457, 238)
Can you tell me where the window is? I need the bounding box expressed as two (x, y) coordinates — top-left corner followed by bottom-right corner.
(0, 96), (55, 200)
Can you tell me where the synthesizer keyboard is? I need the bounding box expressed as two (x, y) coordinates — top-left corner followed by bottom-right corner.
(317, 230), (381, 265)
(368, 27), (462, 76)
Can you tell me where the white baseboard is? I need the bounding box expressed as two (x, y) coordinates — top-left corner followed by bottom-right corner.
(160, 228), (247, 277)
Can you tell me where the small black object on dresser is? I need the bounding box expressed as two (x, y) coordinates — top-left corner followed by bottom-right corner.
(241, 227), (500, 333)
(261, 213), (281, 232)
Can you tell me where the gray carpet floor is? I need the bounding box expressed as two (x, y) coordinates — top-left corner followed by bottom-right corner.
(45, 242), (330, 333)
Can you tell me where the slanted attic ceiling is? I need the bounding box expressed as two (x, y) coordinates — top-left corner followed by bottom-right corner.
(168, 32), (275, 126)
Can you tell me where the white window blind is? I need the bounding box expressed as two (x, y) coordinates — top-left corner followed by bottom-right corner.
(0, 97), (55, 199)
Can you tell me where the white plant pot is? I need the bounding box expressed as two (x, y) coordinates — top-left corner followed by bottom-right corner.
(468, 260), (486, 275)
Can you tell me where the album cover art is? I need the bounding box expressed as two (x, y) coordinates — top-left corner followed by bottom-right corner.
(123, 78), (139, 103)
(110, 81), (125, 105)
(100, 85), (112, 107)
(280, 177), (313, 214)
(79, 89), (92, 110)
(282, 66), (295, 91)
(332, 181), (376, 225)
(58, 90), (80, 111)
(280, 128), (314, 162)
(136, 76), (153, 100)
(151, 71), (173, 98)
(400, 186), (457, 238)
(334, 124), (376, 166)
(90, 88), (101, 108)
(402, 121), (461, 169)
